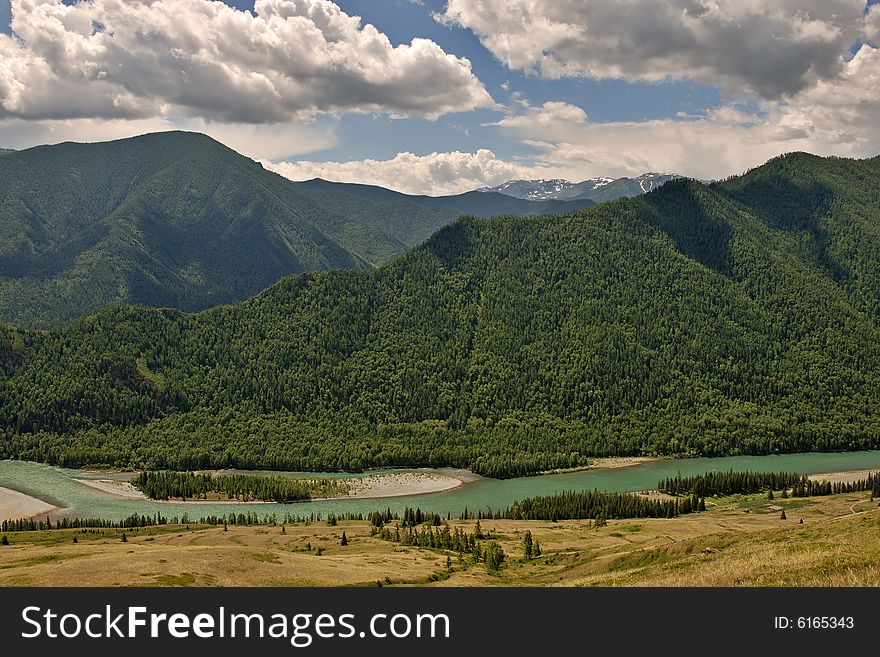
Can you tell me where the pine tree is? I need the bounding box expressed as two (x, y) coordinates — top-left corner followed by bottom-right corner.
(767, 490), (774, 500)
(121, 533), (128, 542)
(533, 540), (541, 557)
(340, 531), (348, 546)
(1, 535), (8, 545)
(780, 510), (787, 520)
(522, 530), (534, 560)
(446, 556), (452, 572)
(281, 526), (286, 534)
(72, 536), (78, 544)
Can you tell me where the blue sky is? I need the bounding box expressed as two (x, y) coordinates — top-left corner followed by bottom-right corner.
(1, 1), (878, 193)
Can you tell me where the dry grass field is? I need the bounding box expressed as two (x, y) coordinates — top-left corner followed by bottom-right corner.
(1, 491), (879, 587)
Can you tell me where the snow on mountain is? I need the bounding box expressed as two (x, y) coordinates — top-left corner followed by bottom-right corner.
(479, 173), (682, 203)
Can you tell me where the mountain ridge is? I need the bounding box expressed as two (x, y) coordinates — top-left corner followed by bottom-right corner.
(479, 172), (681, 202)
(0, 132), (591, 328)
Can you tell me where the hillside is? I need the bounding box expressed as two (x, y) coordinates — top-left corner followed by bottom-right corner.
(0, 132), (377, 327)
(2, 153), (880, 476)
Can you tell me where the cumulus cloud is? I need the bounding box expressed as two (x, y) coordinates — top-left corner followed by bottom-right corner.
(864, 4), (880, 42)
(0, 0), (493, 122)
(493, 44), (880, 180)
(436, 0), (869, 98)
(264, 150), (544, 195)
(268, 43), (880, 194)
(492, 100), (589, 130)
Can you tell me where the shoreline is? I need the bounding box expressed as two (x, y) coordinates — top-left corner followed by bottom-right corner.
(71, 468), (472, 505)
(0, 486), (59, 522)
(539, 456), (663, 475)
(808, 469), (880, 485)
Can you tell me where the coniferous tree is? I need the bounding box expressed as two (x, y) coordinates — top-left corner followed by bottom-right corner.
(522, 530), (534, 560)
(1, 535), (8, 545)
(340, 531), (348, 546)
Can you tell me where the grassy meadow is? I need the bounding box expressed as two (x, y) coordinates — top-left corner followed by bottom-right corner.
(1, 491), (878, 587)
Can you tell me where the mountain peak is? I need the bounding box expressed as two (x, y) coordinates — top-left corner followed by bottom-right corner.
(479, 172), (681, 203)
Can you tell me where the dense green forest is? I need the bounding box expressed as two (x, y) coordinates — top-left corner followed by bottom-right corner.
(502, 490), (704, 521)
(0, 132), (592, 327)
(659, 469), (880, 498)
(133, 471), (350, 501)
(659, 470), (808, 497)
(2, 153), (880, 476)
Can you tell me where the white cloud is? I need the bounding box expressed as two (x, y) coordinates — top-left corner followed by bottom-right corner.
(864, 4), (880, 42)
(492, 100), (589, 130)
(0, 0), (493, 122)
(493, 45), (880, 180)
(268, 44), (880, 193)
(264, 150), (543, 195)
(436, 0), (868, 99)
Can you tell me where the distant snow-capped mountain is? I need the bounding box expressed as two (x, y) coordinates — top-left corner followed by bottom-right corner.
(478, 173), (681, 204)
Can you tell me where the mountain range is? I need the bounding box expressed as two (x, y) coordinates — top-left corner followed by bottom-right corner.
(2, 151), (880, 477)
(0, 132), (597, 328)
(479, 173), (681, 203)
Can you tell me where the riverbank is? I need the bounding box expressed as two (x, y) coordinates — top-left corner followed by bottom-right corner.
(0, 486), (58, 522)
(809, 469), (880, 485)
(72, 469), (471, 503)
(539, 456), (661, 475)
(337, 469), (470, 499)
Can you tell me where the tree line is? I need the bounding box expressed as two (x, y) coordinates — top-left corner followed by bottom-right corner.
(133, 471), (350, 502)
(659, 469), (880, 498)
(502, 489), (705, 521)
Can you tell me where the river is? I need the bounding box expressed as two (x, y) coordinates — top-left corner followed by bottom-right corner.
(3, 450), (880, 522)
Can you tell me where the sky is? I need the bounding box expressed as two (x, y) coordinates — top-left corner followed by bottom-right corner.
(0, 0), (879, 194)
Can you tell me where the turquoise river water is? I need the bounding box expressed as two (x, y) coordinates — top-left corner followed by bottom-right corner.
(3, 451), (880, 522)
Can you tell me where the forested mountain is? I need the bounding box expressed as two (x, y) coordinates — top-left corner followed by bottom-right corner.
(295, 178), (594, 217)
(0, 132), (374, 327)
(3, 132), (579, 328)
(2, 152), (880, 477)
